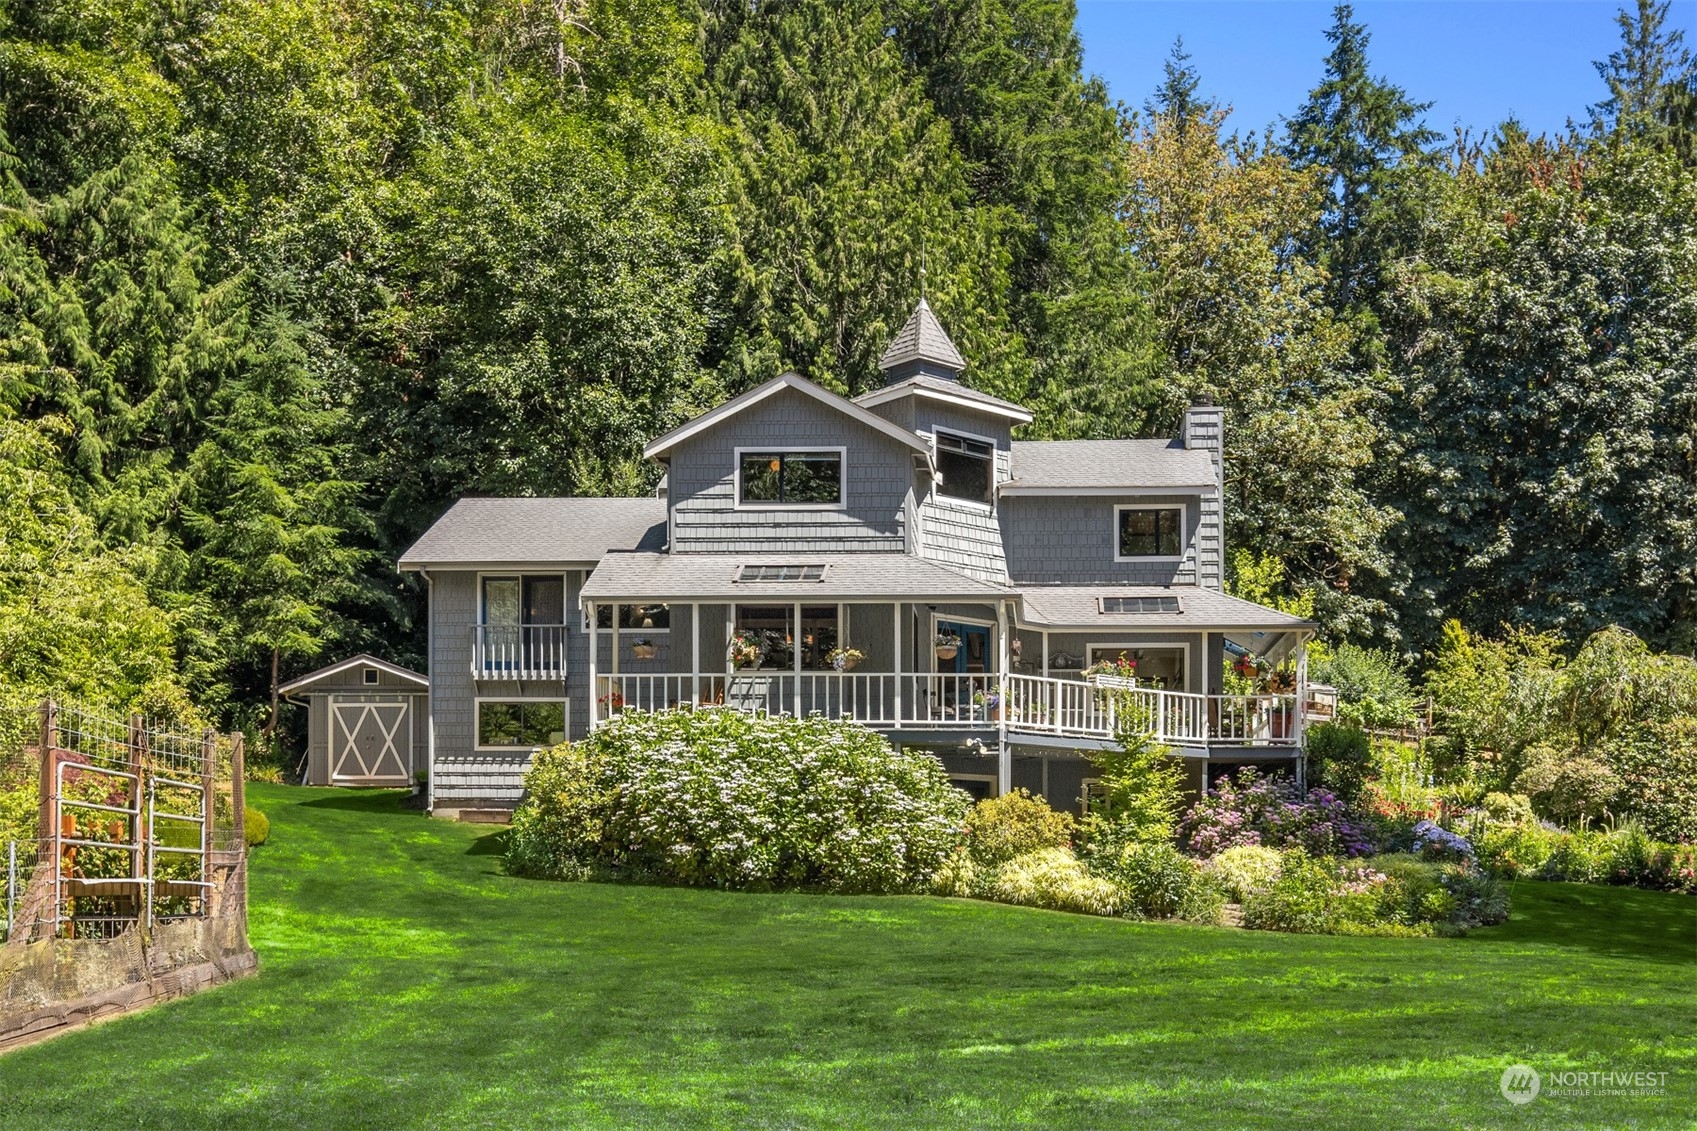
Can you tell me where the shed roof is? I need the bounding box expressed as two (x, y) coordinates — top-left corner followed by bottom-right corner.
(581, 552), (1015, 602)
(278, 654), (428, 695)
(1018, 585), (1314, 631)
(398, 497), (666, 569)
(1003, 440), (1217, 493)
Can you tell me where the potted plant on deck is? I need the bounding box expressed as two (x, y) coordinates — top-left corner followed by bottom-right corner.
(973, 686), (1007, 722)
(934, 632), (961, 662)
(827, 646), (865, 672)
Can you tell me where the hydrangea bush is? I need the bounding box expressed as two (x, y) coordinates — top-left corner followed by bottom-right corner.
(1178, 769), (1376, 859)
(505, 709), (969, 892)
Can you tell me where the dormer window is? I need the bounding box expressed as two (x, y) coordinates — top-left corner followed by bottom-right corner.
(1115, 505), (1184, 560)
(935, 431), (993, 503)
(737, 449), (844, 506)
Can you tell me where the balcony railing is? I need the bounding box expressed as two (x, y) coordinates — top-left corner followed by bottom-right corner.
(593, 670), (1314, 748)
(472, 624), (568, 680)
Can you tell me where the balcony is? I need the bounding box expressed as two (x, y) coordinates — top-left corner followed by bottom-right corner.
(592, 671), (1323, 749)
(472, 624), (568, 680)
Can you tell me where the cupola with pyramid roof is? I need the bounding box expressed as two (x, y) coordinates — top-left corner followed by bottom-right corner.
(877, 297), (967, 384)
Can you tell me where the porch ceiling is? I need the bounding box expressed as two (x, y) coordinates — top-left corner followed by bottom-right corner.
(580, 552), (1017, 603)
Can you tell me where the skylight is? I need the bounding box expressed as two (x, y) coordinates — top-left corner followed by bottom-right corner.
(738, 564), (827, 582)
(1099, 596), (1182, 614)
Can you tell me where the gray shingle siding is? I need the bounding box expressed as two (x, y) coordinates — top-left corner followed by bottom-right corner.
(665, 387), (915, 554)
(1001, 494), (1207, 585)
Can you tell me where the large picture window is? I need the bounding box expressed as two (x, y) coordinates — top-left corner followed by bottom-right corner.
(1116, 506), (1183, 559)
(477, 701), (565, 749)
(738, 451), (843, 505)
(935, 431), (993, 503)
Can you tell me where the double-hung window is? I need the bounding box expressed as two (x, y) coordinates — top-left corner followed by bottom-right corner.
(1115, 506), (1184, 559)
(738, 451), (843, 505)
(935, 431), (993, 503)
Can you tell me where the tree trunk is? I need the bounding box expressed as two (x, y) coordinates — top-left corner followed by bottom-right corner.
(266, 647), (280, 737)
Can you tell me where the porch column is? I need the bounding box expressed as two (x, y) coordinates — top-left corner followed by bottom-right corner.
(995, 598), (1011, 797)
(587, 600), (598, 730)
(1041, 630), (1050, 679)
(893, 603), (903, 725)
(793, 601), (802, 717)
(691, 602), (701, 707)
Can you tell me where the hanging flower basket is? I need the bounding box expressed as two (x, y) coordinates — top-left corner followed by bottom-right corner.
(934, 632), (961, 662)
(631, 639), (657, 660)
(727, 630), (764, 670)
(828, 646), (864, 672)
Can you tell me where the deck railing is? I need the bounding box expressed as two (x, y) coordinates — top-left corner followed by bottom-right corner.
(472, 625), (568, 680)
(594, 670), (1311, 747)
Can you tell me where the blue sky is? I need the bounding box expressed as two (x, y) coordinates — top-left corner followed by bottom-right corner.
(1075, 1), (1697, 141)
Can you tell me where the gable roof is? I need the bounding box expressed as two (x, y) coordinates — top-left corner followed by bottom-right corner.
(1002, 440), (1217, 493)
(855, 373), (1034, 424)
(581, 552), (1015, 602)
(878, 297), (966, 374)
(642, 372), (932, 461)
(399, 497), (666, 569)
(278, 654), (428, 695)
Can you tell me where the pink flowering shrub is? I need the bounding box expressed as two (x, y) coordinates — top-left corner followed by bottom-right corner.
(1178, 769), (1376, 859)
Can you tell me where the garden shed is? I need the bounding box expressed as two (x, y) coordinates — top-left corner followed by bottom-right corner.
(280, 655), (430, 787)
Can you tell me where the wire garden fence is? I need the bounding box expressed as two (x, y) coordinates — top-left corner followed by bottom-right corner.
(1, 699), (245, 943)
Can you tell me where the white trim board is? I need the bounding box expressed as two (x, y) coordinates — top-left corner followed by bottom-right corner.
(279, 654), (428, 695)
(645, 372), (933, 460)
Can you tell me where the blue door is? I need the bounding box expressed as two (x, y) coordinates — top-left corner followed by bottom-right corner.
(939, 622), (992, 674)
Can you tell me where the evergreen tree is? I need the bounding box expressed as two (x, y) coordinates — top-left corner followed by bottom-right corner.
(1144, 37), (1213, 130)
(1285, 3), (1438, 311)
(1589, 0), (1697, 162)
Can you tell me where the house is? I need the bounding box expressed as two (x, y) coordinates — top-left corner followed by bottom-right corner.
(399, 299), (1319, 817)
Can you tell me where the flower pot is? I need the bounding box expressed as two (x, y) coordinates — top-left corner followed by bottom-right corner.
(935, 646), (959, 662)
(841, 656), (860, 671)
(631, 644), (656, 660)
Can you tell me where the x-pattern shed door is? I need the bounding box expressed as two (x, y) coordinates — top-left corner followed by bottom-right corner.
(330, 700), (411, 783)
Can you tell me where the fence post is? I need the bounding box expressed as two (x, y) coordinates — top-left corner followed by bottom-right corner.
(201, 728), (216, 913)
(37, 698), (57, 937)
(128, 714), (151, 938)
(230, 733), (246, 861)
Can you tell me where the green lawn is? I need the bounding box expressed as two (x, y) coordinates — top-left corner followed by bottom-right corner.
(1, 785), (1692, 1129)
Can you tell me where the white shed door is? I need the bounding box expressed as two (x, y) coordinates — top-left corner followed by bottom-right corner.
(330, 700), (411, 784)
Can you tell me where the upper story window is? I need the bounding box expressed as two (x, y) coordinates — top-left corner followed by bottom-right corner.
(935, 431), (993, 503)
(482, 575), (565, 626)
(1115, 506), (1184, 560)
(737, 450), (843, 506)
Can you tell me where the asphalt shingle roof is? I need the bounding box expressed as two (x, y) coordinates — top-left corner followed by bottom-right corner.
(878, 298), (967, 373)
(1005, 440), (1217, 491)
(399, 497), (667, 568)
(581, 552), (1014, 601)
(1019, 585), (1313, 630)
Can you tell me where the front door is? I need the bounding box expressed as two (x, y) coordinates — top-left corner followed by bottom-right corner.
(939, 622), (992, 673)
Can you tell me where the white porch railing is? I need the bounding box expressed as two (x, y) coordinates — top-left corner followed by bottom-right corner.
(472, 624), (568, 680)
(594, 670), (1310, 748)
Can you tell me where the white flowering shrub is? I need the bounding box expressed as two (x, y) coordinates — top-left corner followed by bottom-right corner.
(505, 709), (970, 892)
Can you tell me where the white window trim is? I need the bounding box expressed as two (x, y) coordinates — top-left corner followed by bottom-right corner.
(475, 571), (571, 628)
(733, 446), (848, 511)
(1087, 641), (1192, 692)
(1112, 503), (1188, 563)
(950, 773), (1001, 798)
(362, 667), (380, 685)
(929, 427), (999, 512)
(473, 696), (570, 752)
